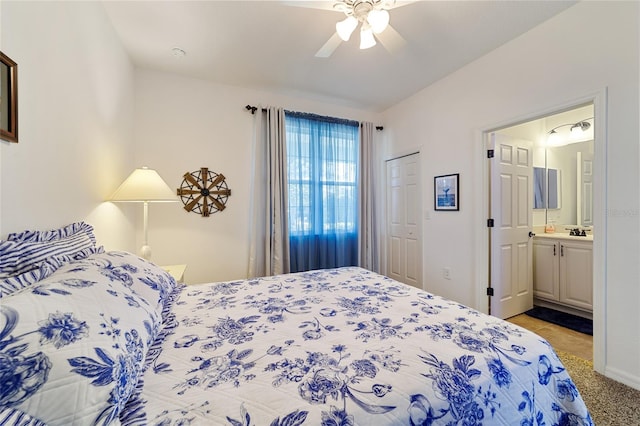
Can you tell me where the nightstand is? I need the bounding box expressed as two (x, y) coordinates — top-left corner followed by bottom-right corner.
(161, 264), (187, 284)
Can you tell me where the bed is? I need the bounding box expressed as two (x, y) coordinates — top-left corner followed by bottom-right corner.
(0, 223), (593, 425)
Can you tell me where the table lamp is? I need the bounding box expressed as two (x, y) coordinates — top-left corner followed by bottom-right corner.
(109, 166), (177, 260)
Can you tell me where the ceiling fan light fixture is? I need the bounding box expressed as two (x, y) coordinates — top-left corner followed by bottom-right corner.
(367, 9), (389, 33)
(336, 16), (358, 41)
(359, 25), (376, 49)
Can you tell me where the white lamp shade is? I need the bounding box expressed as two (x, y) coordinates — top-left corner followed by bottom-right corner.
(360, 26), (376, 49)
(109, 167), (177, 202)
(546, 131), (563, 147)
(367, 9), (389, 33)
(336, 16), (358, 41)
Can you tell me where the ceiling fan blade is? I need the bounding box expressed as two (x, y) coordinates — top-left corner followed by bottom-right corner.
(316, 32), (343, 58)
(375, 24), (406, 53)
(388, 0), (416, 10)
(280, 1), (335, 11)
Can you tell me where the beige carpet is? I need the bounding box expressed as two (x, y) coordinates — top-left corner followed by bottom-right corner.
(558, 351), (640, 425)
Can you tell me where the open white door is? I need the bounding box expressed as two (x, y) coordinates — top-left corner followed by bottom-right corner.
(489, 133), (534, 319)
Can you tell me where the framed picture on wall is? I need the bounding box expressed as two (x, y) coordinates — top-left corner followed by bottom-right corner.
(0, 51), (18, 143)
(434, 173), (459, 211)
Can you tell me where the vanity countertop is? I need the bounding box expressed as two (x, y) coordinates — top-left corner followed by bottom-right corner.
(534, 232), (593, 242)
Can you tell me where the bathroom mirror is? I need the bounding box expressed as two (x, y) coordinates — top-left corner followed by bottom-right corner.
(543, 140), (593, 227)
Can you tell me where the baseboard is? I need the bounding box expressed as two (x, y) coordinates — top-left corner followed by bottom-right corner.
(604, 365), (640, 391)
(533, 298), (593, 320)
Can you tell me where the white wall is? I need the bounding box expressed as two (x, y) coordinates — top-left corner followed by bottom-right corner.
(132, 69), (380, 284)
(381, 1), (639, 389)
(0, 2), (379, 286)
(0, 1), (136, 250)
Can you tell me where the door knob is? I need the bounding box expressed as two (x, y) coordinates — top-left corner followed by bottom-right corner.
(528, 231), (536, 238)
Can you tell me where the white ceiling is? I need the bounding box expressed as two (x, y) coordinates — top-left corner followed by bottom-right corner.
(102, 0), (576, 112)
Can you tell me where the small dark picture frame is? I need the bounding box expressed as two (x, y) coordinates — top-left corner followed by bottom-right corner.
(0, 51), (18, 143)
(434, 173), (459, 211)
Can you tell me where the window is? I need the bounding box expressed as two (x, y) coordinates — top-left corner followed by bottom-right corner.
(285, 111), (359, 272)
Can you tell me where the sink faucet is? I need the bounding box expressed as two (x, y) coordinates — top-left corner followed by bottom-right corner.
(569, 228), (587, 237)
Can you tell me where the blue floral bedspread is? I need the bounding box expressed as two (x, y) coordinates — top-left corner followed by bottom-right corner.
(121, 267), (593, 425)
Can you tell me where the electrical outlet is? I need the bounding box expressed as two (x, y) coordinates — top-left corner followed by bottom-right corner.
(443, 267), (451, 280)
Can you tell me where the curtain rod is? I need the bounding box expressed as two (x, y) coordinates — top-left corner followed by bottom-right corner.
(245, 105), (261, 114)
(244, 104), (383, 131)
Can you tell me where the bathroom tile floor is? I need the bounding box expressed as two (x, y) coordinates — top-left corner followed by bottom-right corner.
(507, 313), (593, 361)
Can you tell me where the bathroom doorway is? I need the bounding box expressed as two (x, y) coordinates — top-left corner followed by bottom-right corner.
(483, 100), (606, 371)
(487, 102), (596, 315)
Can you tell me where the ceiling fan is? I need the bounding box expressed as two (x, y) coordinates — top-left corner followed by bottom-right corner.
(287, 0), (409, 57)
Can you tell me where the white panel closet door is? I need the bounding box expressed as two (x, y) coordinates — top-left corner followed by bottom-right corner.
(386, 153), (422, 288)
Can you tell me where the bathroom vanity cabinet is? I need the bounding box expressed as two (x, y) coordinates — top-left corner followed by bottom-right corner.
(533, 235), (593, 313)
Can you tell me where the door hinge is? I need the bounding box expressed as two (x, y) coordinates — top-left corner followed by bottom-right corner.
(486, 287), (494, 296)
(487, 149), (494, 158)
(487, 218), (494, 227)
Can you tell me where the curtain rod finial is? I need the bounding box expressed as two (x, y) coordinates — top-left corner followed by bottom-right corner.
(245, 105), (257, 114)
(376, 126), (384, 131)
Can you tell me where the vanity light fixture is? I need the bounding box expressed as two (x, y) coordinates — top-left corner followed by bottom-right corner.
(570, 120), (591, 137)
(546, 117), (593, 146)
(546, 128), (561, 147)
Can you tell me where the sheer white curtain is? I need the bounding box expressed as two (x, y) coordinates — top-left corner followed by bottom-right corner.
(286, 112), (359, 272)
(247, 107), (290, 277)
(358, 121), (379, 272)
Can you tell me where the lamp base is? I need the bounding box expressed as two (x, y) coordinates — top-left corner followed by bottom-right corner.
(140, 245), (152, 261)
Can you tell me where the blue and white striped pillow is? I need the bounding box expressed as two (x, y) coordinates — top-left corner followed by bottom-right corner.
(0, 222), (102, 284)
(0, 256), (65, 297)
(7, 221), (97, 244)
